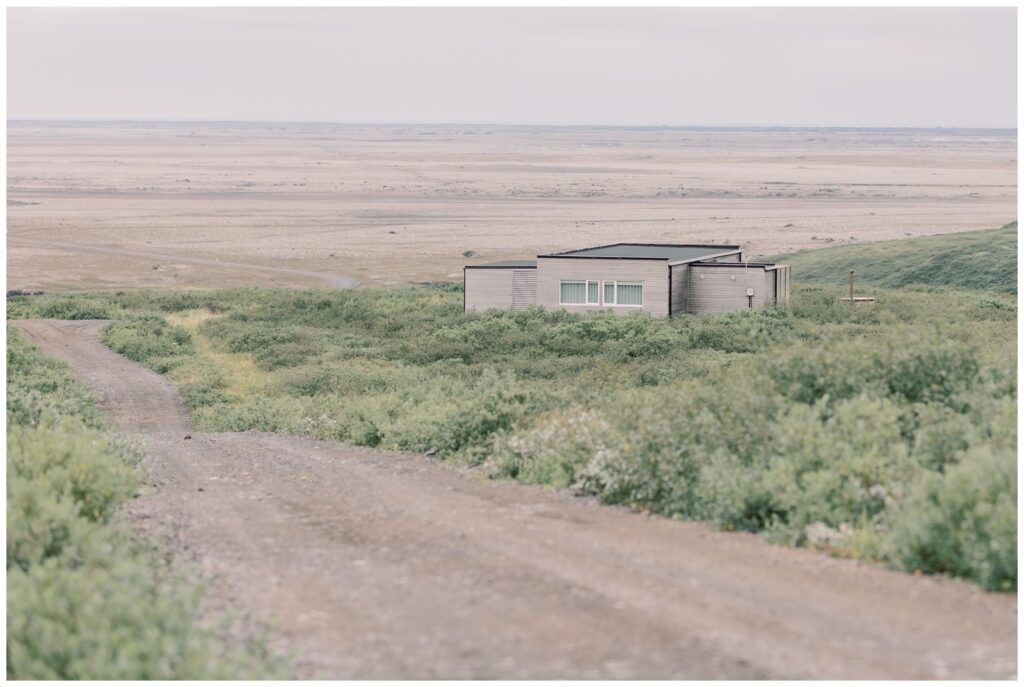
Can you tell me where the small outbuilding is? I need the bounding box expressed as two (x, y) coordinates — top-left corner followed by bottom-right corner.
(464, 242), (790, 317)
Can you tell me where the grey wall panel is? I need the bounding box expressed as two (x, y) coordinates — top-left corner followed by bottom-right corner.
(511, 270), (538, 309)
(465, 268), (515, 311)
(688, 265), (775, 312)
(536, 257), (670, 317)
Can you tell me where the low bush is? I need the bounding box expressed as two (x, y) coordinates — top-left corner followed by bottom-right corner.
(6, 326), (287, 678)
(101, 315), (195, 373)
(7, 325), (105, 430)
(8, 423), (140, 570)
(7, 232), (1016, 592)
(886, 446), (1016, 591)
(8, 532), (286, 679)
(487, 334), (1015, 589)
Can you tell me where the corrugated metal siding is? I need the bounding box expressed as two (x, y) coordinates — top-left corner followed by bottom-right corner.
(688, 265), (775, 313)
(465, 268), (515, 311)
(536, 257), (670, 317)
(511, 270), (537, 309)
(670, 263), (689, 316)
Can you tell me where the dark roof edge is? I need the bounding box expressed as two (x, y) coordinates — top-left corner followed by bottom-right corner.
(691, 261), (789, 271)
(464, 264), (538, 269)
(538, 242), (741, 258)
(538, 254), (671, 261)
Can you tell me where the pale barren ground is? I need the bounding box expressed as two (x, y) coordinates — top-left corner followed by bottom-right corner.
(6, 122), (1017, 291)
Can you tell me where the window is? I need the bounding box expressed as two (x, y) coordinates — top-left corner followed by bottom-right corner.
(562, 279), (641, 306)
(603, 280), (616, 304)
(617, 282), (643, 306)
(560, 280), (586, 304)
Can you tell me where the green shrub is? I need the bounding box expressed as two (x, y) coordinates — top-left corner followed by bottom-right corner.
(7, 325), (106, 430)
(8, 535), (286, 679)
(101, 316), (195, 373)
(488, 409), (615, 488)
(37, 300), (111, 320)
(8, 234), (1015, 592)
(763, 334), (981, 408)
(431, 370), (549, 461)
(8, 421), (141, 552)
(886, 446), (1016, 591)
(193, 396), (310, 435)
(488, 334), (1014, 587)
(6, 327), (288, 678)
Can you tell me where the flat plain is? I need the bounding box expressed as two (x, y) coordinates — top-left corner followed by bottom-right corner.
(6, 122), (1017, 291)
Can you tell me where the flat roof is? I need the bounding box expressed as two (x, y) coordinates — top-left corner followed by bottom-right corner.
(465, 260), (538, 269)
(691, 261), (787, 270)
(539, 243), (740, 262)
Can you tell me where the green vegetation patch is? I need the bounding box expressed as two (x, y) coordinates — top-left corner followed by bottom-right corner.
(6, 325), (287, 679)
(770, 222), (1018, 293)
(7, 228), (1017, 591)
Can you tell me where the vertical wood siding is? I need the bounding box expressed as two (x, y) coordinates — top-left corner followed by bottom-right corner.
(536, 257), (670, 317)
(465, 268), (516, 311)
(688, 265), (775, 312)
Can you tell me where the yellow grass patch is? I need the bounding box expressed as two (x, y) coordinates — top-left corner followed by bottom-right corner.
(164, 310), (265, 397)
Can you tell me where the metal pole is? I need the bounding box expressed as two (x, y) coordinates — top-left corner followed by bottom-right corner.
(849, 270), (855, 301)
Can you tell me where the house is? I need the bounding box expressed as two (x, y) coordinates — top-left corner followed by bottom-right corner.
(464, 243), (791, 317)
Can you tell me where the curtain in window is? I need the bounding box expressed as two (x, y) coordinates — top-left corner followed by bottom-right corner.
(617, 283), (642, 305)
(603, 281), (615, 304)
(560, 281), (586, 304)
(587, 281), (599, 304)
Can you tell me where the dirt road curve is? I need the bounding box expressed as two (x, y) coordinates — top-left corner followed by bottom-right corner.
(8, 237), (359, 289)
(15, 319), (1017, 679)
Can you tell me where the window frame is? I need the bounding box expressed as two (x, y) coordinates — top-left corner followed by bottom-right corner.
(602, 280), (616, 305)
(615, 281), (644, 307)
(559, 280), (587, 305)
(561, 279), (644, 307)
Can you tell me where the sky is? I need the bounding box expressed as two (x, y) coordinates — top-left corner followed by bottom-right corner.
(6, 7), (1018, 128)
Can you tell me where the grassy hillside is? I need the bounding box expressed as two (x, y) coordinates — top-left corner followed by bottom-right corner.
(9, 270), (1016, 591)
(6, 326), (288, 679)
(770, 222), (1017, 293)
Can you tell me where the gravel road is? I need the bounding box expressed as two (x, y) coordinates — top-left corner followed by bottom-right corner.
(15, 319), (1017, 679)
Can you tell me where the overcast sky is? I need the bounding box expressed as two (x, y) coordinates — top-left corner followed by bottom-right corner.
(6, 7), (1017, 127)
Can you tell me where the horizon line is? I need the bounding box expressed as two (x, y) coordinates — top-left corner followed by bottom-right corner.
(6, 118), (1018, 132)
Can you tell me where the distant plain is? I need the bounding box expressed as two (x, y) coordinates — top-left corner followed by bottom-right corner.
(6, 122), (1017, 291)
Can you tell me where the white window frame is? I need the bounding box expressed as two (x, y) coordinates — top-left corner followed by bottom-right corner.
(603, 280), (616, 305)
(561, 279), (643, 307)
(616, 281), (644, 307)
(560, 280), (587, 305)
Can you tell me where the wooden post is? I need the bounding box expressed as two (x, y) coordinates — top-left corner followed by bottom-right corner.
(849, 270), (855, 302)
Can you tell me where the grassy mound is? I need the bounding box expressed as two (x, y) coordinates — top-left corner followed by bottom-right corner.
(770, 222), (1017, 293)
